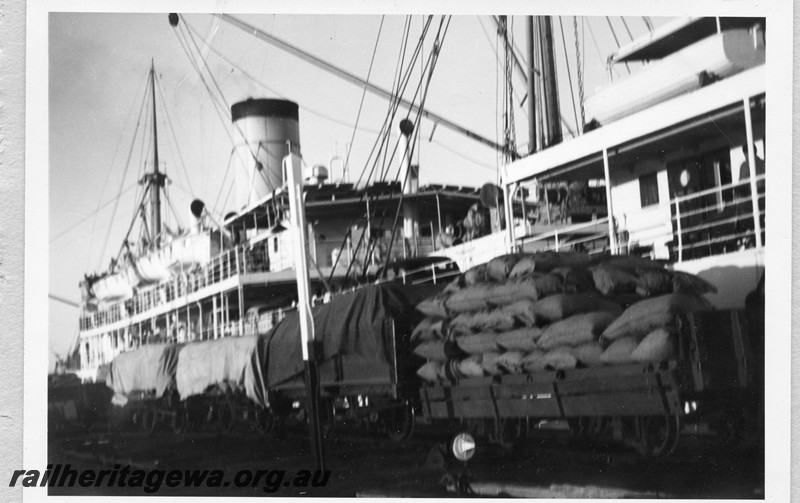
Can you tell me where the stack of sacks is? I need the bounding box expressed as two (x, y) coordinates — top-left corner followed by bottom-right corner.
(413, 251), (718, 383)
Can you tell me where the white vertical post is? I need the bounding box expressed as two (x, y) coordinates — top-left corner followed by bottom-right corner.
(284, 150), (325, 471)
(743, 97), (763, 248)
(284, 152), (315, 359)
(503, 177), (516, 252)
(602, 148), (618, 255)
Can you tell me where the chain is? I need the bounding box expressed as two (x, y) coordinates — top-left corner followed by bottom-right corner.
(574, 16), (586, 133)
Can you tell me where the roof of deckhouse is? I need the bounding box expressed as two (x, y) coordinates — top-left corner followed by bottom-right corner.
(224, 182), (482, 231)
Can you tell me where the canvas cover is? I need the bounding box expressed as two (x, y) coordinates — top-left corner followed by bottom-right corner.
(263, 282), (441, 389)
(105, 343), (182, 398)
(175, 335), (269, 404)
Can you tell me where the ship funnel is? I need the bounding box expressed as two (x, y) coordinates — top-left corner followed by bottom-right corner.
(231, 98), (300, 208)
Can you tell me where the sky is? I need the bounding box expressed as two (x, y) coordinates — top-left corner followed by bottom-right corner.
(48, 11), (668, 368)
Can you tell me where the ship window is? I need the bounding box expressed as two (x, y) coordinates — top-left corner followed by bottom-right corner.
(639, 173), (659, 208)
(273, 237), (279, 253)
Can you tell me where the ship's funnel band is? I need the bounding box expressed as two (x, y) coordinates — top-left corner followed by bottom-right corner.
(231, 99), (299, 122)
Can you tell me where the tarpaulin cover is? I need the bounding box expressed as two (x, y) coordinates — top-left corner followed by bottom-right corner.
(176, 335), (268, 404)
(264, 282), (441, 388)
(105, 343), (182, 398)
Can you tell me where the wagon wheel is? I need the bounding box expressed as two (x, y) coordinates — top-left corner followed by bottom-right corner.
(217, 400), (236, 435)
(382, 402), (415, 442)
(170, 404), (189, 435)
(255, 408), (276, 435)
(633, 414), (680, 457)
(143, 408), (159, 434)
(320, 399), (337, 440)
(489, 418), (525, 450)
(569, 416), (609, 440)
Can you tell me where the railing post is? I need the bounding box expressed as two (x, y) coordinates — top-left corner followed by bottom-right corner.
(602, 148), (618, 255)
(675, 199), (683, 262)
(743, 97), (763, 248)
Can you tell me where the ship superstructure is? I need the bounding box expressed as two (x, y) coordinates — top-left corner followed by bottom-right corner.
(436, 17), (766, 309)
(77, 93), (481, 382)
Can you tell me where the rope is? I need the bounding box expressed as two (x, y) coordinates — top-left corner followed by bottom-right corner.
(605, 17), (631, 74)
(557, 16), (580, 135)
(154, 71), (195, 197)
(96, 79), (152, 271)
(344, 16), (385, 180)
(586, 18), (618, 78)
(574, 16), (586, 132)
(83, 71), (149, 268)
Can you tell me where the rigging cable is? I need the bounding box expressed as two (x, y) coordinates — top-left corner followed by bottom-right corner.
(376, 16), (450, 279)
(605, 17), (631, 75)
(96, 80), (152, 271)
(335, 16), (434, 280)
(154, 71), (195, 198)
(586, 18), (619, 78)
(175, 17), (271, 207)
(83, 71), (149, 268)
(343, 16), (385, 180)
(50, 184), (138, 244)
(183, 18), (383, 136)
(557, 16), (580, 136)
(574, 16), (586, 132)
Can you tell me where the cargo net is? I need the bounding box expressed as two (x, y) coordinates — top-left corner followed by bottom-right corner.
(412, 251), (716, 382)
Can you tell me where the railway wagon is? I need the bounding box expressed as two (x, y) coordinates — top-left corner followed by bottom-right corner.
(412, 252), (764, 458)
(418, 309), (762, 457)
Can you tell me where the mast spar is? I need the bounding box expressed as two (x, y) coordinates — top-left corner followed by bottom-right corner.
(142, 60), (166, 248)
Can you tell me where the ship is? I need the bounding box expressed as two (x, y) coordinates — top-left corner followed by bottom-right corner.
(72, 15), (765, 383)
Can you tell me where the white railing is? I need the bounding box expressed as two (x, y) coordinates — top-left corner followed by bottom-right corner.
(620, 174), (765, 261)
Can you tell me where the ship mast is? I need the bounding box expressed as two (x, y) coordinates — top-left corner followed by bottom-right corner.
(527, 16), (563, 154)
(142, 60), (165, 248)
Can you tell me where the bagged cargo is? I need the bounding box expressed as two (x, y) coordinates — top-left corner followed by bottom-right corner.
(417, 361), (443, 382)
(572, 342), (605, 367)
(521, 350), (547, 373)
(464, 264), (490, 286)
(591, 266), (639, 295)
(449, 310), (515, 335)
(631, 327), (675, 363)
(411, 318), (446, 342)
(498, 299), (538, 327)
(532, 293), (622, 323)
(417, 292), (450, 319)
(456, 333), (500, 355)
(635, 268), (675, 297)
(553, 267), (596, 294)
(538, 311), (618, 350)
(543, 347), (578, 370)
(672, 271), (718, 295)
(486, 254), (525, 282)
(458, 356), (486, 378)
(496, 351), (525, 374)
(481, 352), (503, 375)
(602, 293), (710, 340)
(508, 255), (537, 278)
(413, 341), (448, 362)
(599, 336), (639, 365)
(446, 284), (492, 313)
(484, 279), (539, 306)
(496, 327), (542, 352)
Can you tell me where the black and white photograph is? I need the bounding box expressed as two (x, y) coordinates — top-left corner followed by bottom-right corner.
(16, 0), (793, 500)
